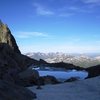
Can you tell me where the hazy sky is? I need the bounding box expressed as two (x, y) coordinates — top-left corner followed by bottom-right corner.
(0, 0), (100, 53)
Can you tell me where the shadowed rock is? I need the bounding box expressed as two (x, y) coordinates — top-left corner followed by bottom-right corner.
(0, 80), (36, 100)
(40, 75), (60, 85)
(64, 77), (79, 82)
(0, 43), (39, 80)
(86, 65), (100, 78)
(18, 69), (39, 86)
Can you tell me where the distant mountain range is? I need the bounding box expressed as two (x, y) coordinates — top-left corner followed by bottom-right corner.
(26, 52), (100, 68)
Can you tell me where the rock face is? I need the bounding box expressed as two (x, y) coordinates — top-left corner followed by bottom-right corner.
(0, 21), (39, 78)
(0, 43), (20, 74)
(0, 21), (40, 87)
(0, 20), (39, 100)
(0, 43), (39, 80)
(0, 20), (21, 54)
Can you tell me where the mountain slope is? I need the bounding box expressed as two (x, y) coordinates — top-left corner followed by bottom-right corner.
(26, 52), (100, 68)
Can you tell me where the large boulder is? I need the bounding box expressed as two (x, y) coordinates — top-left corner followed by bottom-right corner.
(40, 75), (60, 85)
(18, 69), (40, 86)
(64, 77), (79, 82)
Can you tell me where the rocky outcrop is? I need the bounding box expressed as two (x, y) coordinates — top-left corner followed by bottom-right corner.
(0, 43), (39, 80)
(0, 47), (37, 98)
(39, 59), (48, 64)
(40, 75), (60, 85)
(18, 69), (40, 86)
(49, 62), (84, 70)
(0, 20), (21, 54)
(0, 20), (40, 100)
(86, 65), (100, 78)
(0, 21), (39, 80)
(64, 77), (79, 82)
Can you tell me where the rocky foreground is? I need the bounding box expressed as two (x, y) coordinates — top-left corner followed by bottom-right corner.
(28, 76), (100, 100)
(0, 80), (36, 100)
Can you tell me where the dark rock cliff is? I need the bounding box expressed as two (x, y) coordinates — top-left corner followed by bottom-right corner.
(0, 20), (38, 100)
(0, 43), (39, 79)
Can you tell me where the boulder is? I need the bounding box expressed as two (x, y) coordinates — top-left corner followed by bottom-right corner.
(40, 75), (60, 85)
(18, 69), (40, 86)
(64, 77), (79, 82)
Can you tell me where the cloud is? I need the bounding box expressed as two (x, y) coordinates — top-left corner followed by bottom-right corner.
(81, 0), (100, 8)
(32, 2), (75, 17)
(33, 3), (54, 15)
(57, 5), (94, 17)
(82, 0), (100, 4)
(32, 0), (100, 17)
(16, 31), (49, 38)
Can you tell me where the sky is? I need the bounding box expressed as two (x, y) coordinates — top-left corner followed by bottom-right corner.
(0, 0), (100, 53)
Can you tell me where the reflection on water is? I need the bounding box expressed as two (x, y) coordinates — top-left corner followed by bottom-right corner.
(32, 67), (88, 81)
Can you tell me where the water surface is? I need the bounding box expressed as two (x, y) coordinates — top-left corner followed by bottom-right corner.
(33, 67), (88, 81)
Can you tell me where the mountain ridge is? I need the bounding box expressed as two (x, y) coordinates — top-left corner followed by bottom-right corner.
(26, 52), (100, 68)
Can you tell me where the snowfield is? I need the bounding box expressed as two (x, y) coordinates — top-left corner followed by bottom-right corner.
(28, 76), (100, 100)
